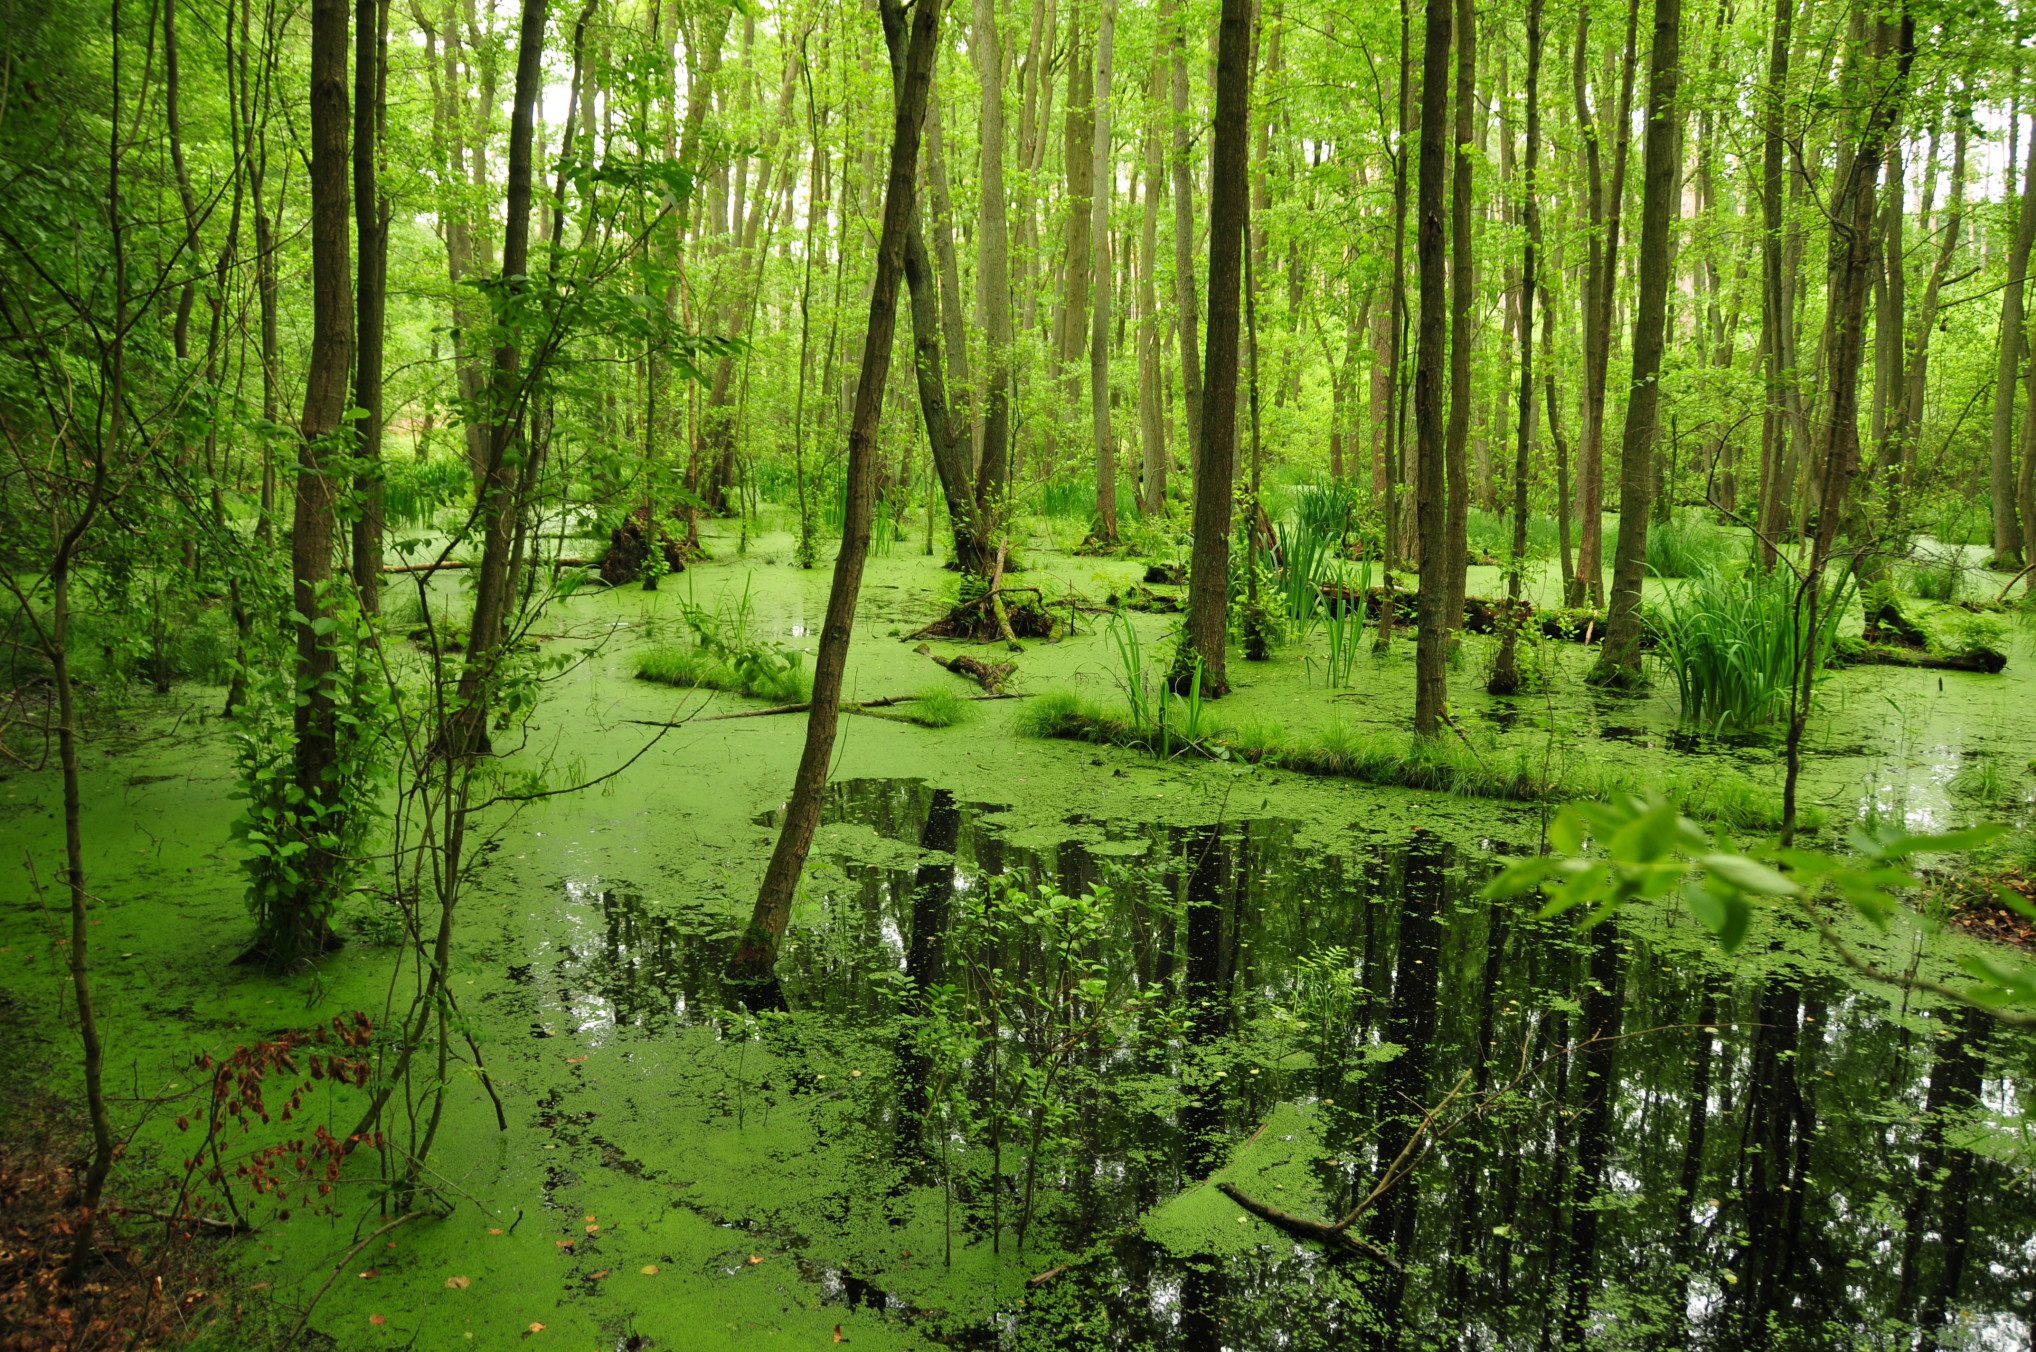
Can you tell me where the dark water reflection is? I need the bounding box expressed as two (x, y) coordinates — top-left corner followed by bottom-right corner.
(551, 779), (2036, 1350)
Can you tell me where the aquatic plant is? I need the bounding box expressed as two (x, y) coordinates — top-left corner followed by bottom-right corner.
(1650, 565), (1851, 730)
(1949, 753), (2009, 805)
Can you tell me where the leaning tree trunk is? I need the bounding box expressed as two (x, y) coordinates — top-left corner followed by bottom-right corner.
(1781, 5), (1917, 838)
(1591, 0), (1684, 688)
(1177, 0), (1253, 698)
(1411, 0), (1453, 736)
(448, 0), (549, 756)
(266, 0), (355, 967)
(728, 0), (943, 992)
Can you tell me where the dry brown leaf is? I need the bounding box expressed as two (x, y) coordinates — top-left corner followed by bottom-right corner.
(445, 1275), (471, 1290)
(369, 1314), (387, 1325)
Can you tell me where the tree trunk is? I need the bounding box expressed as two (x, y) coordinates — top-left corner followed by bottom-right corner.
(1411, 0), (1452, 735)
(1138, 71), (1167, 513)
(1989, 105), (2036, 569)
(972, 0), (1016, 560)
(1591, 0), (1684, 687)
(1898, 100), (1967, 487)
(729, 0), (942, 991)
(448, 0), (549, 755)
(269, 0), (354, 965)
(1178, 0), (1252, 698)
(1442, 0), (1477, 635)
(1754, 0), (1793, 565)
(1164, 0), (1204, 459)
(1490, 0), (1542, 698)
(352, 0), (390, 612)
(1090, 0), (1119, 539)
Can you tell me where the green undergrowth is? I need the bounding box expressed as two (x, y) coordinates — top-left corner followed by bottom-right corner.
(1019, 690), (1813, 832)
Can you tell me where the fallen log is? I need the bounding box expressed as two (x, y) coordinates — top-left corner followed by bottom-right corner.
(624, 692), (1027, 727)
(382, 557), (592, 575)
(1214, 1184), (1402, 1269)
(1836, 645), (2007, 674)
(932, 652), (1017, 694)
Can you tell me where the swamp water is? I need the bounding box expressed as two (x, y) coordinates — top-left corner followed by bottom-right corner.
(4, 535), (2035, 1349)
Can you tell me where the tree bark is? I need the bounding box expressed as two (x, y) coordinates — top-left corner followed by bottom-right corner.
(1138, 72), (1167, 514)
(1164, 0), (1205, 460)
(448, 0), (549, 755)
(1989, 105), (2036, 569)
(1411, 0), (1452, 735)
(352, 0), (390, 612)
(1178, 0), (1252, 697)
(1441, 0), (1476, 635)
(1490, 0), (1542, 697)
(972, 0), (1016, 559)
(1591, 0), (1684, 687)
(1090, 0), (1119, 539)
(270, 0), (355, 964)
(729, 0), (942, 990)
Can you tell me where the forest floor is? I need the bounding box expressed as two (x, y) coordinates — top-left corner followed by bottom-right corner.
(3, 509), (2034, 1349)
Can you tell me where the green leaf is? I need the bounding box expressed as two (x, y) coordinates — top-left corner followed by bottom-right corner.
(1482, 855), (1562, 900)
(1874, 824), (2007, 860)
(1685, 880), (1751, 954)
(1698, 852), (1798, 896)
(1549, 808), (1585, 857)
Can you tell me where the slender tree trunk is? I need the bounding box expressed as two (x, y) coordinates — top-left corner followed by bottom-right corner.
(1755, 0), (1794, 565)
(1374, 0), (1413, 654)
(973, 0), (1016, 559)
(352, 0), (390, 612)
(268, 0), (355, 965)
(448, 0), (549, 755)
(1490, 0), (1542, 697)
(1989, 103), (2036, 569)
(1899, 101), (1967, 487)
(728, 0), (942, 990)
(1138, 73), (1167, 513)
(1411, 0), (1453, 735)
(1164, 0), (1204, 459)
(1781, 4), (1916, 838)
(1591, 0), (1684, 687)
(1441, 0), (1476, 634)
(1090, 0), (1119, 539)
(1178, 0), (1252, 697)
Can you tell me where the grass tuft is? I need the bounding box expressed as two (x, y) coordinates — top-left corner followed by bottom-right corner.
(906, 686), (974, 728)
(635, 644), (809, 703)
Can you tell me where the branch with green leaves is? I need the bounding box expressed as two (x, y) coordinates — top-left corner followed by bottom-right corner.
(1483, 794), (2036, 1024)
